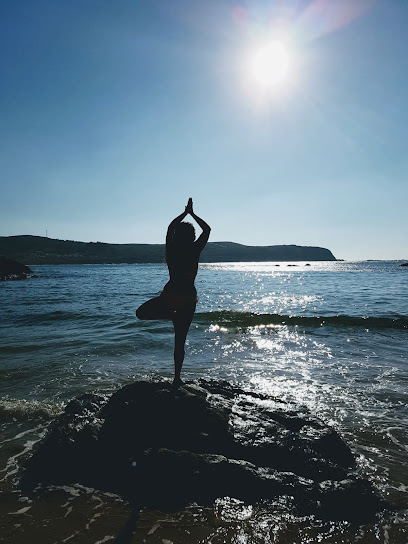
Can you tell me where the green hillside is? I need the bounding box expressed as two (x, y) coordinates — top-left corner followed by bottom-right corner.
(0, 236), (337, 264)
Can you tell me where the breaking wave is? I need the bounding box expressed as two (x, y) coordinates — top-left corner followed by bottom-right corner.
(195, 311), (408, 330)
(0, 399), (63, 422)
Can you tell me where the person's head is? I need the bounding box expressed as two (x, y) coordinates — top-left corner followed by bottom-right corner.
(173, 222), (196, 245)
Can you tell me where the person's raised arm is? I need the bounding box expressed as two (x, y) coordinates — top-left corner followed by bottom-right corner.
(166, 208), (188, 245)
(186, 198), (211, 252)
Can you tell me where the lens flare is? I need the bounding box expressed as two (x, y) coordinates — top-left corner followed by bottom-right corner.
(251, 41), (290, 87)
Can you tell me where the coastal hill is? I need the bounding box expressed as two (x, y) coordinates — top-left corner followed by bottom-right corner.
(0, 235), (336, 264)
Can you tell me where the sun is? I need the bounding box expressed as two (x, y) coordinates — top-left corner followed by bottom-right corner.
(250, 41), (290, 87)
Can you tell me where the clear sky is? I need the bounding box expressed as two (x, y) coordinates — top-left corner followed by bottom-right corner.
(1, 0), (407, 260)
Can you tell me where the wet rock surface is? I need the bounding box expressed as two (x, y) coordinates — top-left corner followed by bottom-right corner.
(21, 380), (390, 521)
(0, 256), (35, 280)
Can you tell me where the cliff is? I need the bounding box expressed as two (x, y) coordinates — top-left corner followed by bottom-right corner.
(0, 236), (336, 264)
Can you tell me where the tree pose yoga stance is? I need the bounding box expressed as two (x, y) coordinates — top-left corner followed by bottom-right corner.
(136, 198), (211, 388)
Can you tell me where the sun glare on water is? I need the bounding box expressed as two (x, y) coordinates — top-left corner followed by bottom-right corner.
(251, 41), (290, 87)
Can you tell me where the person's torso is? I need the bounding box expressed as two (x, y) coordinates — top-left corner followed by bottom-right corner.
(165, 245), (199, 293)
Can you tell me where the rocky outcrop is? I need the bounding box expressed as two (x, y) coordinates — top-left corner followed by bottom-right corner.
(0, 256), (35, 281)
(21, 380), (390, 521)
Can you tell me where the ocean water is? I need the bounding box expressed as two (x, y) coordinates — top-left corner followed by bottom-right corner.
(0, 261), (407, 543)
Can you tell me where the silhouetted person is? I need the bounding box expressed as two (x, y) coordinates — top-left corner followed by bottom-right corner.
(136, 198), (211, 387)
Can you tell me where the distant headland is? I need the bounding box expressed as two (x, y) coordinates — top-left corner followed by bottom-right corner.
(0, 235), (337, 264)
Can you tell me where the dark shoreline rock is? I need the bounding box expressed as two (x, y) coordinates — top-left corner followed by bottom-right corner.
(21, 380), (391, 522)
(0, 256), (35, 281)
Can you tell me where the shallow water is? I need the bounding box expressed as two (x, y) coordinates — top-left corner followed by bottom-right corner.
(0, 261), (407, 542)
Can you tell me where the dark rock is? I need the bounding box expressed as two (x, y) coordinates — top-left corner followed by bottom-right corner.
(0, 256), (35, 281)
(21, 380), (390, 521)
(317, 478), (390, 522)
(138, 448), (315, 509)
(21, 393), (107, 487)
(400, 262), (408, 267)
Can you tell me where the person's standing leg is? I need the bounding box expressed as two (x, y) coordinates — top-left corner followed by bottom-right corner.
(172, 304), (196, 387)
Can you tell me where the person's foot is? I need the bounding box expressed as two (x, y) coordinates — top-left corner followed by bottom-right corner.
(171, 377), (184, 389)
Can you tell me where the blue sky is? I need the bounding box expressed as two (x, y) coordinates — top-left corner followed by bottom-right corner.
(1, 0), (407, 260)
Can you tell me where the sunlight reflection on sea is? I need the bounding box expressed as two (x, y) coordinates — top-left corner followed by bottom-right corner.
(0, 261), (407, 542)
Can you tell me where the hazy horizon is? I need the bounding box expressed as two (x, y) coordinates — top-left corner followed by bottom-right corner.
(1, 1), (408, 261)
